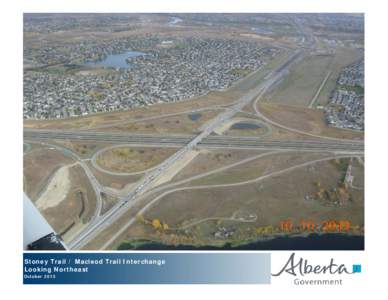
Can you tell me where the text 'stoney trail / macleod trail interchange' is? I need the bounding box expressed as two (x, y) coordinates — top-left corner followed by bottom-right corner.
(23, 13), (364, 251)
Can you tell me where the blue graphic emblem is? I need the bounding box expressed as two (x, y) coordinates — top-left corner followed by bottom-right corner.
(352, 264), (362, 273)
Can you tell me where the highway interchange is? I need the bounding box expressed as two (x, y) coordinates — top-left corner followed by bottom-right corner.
(24, 42), (364, 250)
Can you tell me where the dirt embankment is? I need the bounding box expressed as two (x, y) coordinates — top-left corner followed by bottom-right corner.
(35, 165), (72, 210)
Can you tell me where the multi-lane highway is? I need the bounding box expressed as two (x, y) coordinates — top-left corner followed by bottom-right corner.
(54, 50), (305, 249)
(25, 48), (364, 250)
(24, 129), (364, 153)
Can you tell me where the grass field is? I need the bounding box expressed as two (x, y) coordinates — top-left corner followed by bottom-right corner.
(189, 152), (333, 186)
(142, 158), (363, 241)
(267, 54), (333, 107)
(86, 160), (142, 192)
(170, 149), (265, 182)
(96, 146), (177, 173)
(50, 140), (112, 159)
(258, 102), (364, 140)
(315, 47), (364, 106)
(264, 47), (363, 109)
(96, 110), (222, 134)
(83, 154), (363, 250)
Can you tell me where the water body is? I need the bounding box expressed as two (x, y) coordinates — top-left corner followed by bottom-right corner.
(188, 113), (202, 121)
(231, 122), (261, 130)
(251, 27), (273, 35)
(85, 51), (146, 69)
(168, 17), (183, 26)
(119, 234), (364, 251)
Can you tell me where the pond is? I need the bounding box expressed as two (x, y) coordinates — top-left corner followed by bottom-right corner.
(251, 27), (273, 35)
(168, 17), (182, 26)
(85, 50), (146, 69)
(231, 122), (261, 130)
(188, 113), (202, 121)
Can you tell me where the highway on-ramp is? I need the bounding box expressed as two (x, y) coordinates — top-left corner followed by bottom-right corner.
(24, 49), (363, 250)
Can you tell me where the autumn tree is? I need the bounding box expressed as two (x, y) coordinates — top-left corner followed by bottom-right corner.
(136, 213), (145, 224)
(152, 219), (162, 230)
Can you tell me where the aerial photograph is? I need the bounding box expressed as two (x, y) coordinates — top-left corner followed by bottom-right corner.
(23, 13), (364, 250)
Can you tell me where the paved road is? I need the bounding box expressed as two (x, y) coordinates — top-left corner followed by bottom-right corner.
(24, 23), (364, 250)
(25, 49), (364, 249)
(26, 141), (105, 224)
(65, 50), (306, 249)
(24, 130), (364, 153)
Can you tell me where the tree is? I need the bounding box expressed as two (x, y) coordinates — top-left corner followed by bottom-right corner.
(136, 213), (145, 224)
(152, 219), (162, 230)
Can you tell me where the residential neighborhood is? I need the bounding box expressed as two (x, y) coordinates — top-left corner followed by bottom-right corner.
(325, 59), (364, 131)
(23, 36), (278, 119)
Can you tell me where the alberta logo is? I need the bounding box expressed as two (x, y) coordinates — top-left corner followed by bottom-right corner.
(272, 253), (361, 285)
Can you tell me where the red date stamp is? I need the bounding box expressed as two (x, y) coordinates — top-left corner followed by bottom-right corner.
(279, 219), (356, 233)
